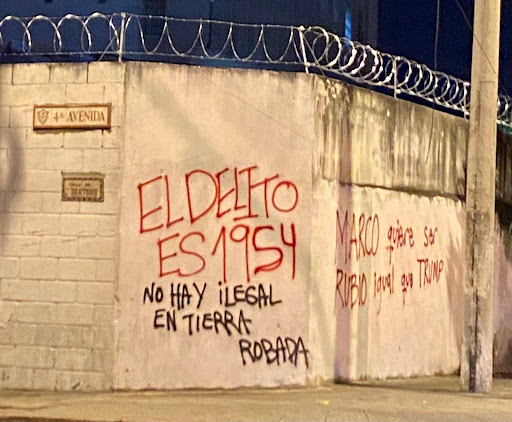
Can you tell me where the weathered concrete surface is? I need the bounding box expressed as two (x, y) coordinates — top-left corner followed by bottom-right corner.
(0, 61), (510, 391)
(308, 78), (349, 384)
(333, 186), (465, 380)
(496, 131), (512, 205)
(494, 131), (512, 376)
(115, 63), (315, 389)
(494, 216), (512, 376)
(0, 377), (510, 422)
(0, 62), (124, 391)
(315, 75), (511, 380)
(331, 83), (468, 197)
(494, 132), (512, 376)
(461, 0), (501, 391)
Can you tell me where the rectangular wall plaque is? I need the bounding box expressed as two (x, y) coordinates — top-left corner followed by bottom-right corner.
(62, 172), (104, 202)
(34, 104), (111, 130)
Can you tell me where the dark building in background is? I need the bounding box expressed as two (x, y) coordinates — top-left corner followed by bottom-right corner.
(0, 0), (378, 46)
(0, 0), (510, 93)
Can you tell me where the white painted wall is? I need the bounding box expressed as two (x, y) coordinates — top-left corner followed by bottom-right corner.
(333, 186), (465, 379)
(494, 224), (512, 375)
(114, 63), (315, 389)
(0, 61), (509, 391)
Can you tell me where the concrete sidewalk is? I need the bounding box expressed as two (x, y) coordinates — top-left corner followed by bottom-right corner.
(0, 376), (510, 422)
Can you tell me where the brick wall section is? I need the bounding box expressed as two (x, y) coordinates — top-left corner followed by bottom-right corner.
(0, 62), (124, 391)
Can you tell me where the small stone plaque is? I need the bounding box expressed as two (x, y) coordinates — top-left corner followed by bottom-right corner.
(34, 104), (111, 130)
(62, 172), (104, 202)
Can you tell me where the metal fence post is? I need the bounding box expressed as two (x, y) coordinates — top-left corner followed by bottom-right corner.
(464, 82), (470, 120)
(298, 25), (310, 74)
(393, 56), (398, 99)
(118, 12), (127, 63)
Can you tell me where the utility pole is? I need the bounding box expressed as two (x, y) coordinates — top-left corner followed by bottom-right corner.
(461, 0), (501, 393)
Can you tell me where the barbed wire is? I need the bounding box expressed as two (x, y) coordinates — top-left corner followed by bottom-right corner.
(0, 12), (510, 128)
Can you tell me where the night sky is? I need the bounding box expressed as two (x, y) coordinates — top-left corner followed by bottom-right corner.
(0, 0), (510, 93)
(378, 0), (512, 95)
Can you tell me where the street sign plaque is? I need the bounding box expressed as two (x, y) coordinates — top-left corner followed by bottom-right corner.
(34, 104), (111, 130)
(62, 172), (105, 202)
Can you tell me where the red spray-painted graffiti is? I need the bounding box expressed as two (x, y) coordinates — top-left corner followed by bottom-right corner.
(137, 166), (299, 283)
(136, 165), (309, 368)
(335, 210), (380, 264)
(335, 207), (445, 314)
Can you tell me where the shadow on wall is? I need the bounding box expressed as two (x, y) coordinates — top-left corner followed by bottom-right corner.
(493, 206), (512, 377)
(331, 83), (468, 380)
(330, 86), (353, 382)
(445, 208), (465, 374)
(0, 125), (23, 327)
(0, 126), (23, 248)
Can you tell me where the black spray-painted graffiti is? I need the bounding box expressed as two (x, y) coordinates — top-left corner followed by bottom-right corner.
(142, 281), (309, 368)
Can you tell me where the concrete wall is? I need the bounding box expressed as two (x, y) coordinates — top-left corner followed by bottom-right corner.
(0, 62), (124, 390)
(494, 206), (512, 376)
(494, 132), (512, 376)
(114, 64), (315, 389)
(314, 79), (512, 379)
(333, 186), (464, 379)
(314, 80), (468, 379)
(0, 61), (510, 390)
